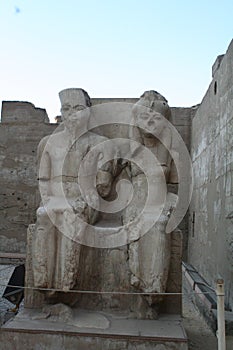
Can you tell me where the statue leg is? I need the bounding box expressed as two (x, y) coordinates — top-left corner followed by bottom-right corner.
(55, 207), (85, 291)
(59, 234), (81, 291)
(129, 226), (171, 293)
(32, 206), (56, 289)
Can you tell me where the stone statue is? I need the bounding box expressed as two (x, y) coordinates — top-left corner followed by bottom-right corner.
(31, 88), (116, 294)
(123, 90), (178, 312)
(25, 88), (182, 322)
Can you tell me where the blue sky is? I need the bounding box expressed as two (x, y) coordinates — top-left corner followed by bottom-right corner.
(0, 0), (233, 121)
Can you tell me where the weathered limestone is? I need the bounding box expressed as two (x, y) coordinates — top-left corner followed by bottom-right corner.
(189, 39), (233, 310)
(0, 102), (56, 254)
(0, 100), (192, 256)
(31, 88), (116, 293)
(25, 224), (183, 313)
(24, 89), (183, 321)
(1, 308), (188, 350)
(121, 91), (179, 314)
(1, 101), (49, 124)
(1, 89), (189, 350)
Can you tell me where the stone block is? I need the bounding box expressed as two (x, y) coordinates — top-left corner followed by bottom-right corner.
(0, 309), (188, 350)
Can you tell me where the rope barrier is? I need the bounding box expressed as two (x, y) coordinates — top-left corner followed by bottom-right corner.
(0, 282), (216, 296)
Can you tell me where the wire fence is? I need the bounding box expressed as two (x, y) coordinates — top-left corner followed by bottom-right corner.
(0, 260), (216, 299)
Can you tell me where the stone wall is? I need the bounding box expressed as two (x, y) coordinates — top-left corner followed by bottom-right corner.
(188, 40), (233, 309)
(0, 102), (57, 253)
(170, 107), (197, 259)
(0, 99), (192, 254)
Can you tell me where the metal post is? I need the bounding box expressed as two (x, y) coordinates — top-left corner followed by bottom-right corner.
(216, 279), (226, 350)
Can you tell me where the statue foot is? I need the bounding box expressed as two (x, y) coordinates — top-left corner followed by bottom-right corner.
(130, 275), (140, 288)
(41, 303), (73, 322)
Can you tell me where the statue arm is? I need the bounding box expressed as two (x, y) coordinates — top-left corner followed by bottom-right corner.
(37, 137), (51, 201)
(96, 144), (119, 198)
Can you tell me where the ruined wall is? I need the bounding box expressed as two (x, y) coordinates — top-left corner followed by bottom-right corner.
(0, 102), (57, 253)
(0, 99), (192, 254)
(189, 40), (233, 309)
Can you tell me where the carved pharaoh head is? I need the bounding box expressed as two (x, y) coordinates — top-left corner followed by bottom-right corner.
(133, 90), (171, 119)
(132, 90), (171, 137)
(59, 88), (91, 120)
(59, 88), (91, 132)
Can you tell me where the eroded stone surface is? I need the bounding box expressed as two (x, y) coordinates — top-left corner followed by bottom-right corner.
(122, 91), (179, 312)
(1, 308), (188, 350)
(189, 39), (233, 310)
(0, 99), (191, 255)
(25, 89), (183, 319)
(30, 89), (117, 293)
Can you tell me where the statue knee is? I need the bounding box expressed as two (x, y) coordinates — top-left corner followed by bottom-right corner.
(36, 206), (52, 227)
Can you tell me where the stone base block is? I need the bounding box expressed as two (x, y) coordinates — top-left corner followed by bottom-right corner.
(0, 309), (188, 350)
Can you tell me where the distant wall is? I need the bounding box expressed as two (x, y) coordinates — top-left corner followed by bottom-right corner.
(0, 98), (192, 254)
(0, 102), (57, 253)
(189, 40), (233, 309)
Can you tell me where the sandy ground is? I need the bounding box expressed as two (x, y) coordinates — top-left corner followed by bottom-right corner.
(1, 264), (218, 349)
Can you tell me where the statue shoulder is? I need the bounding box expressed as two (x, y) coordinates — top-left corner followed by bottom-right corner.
(88, 132), (108, 145)
(38, 135), (50, 153)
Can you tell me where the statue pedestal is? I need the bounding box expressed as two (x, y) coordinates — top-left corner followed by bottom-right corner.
(1, 308), (188, 350)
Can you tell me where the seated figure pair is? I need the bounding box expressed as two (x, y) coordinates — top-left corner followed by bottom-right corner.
(30, 88), (178, 317)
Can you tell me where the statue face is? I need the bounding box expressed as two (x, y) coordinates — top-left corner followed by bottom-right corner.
(61, 104), (90, 132)
(136, 110), (166, 137)
(61, 103), (86, 118)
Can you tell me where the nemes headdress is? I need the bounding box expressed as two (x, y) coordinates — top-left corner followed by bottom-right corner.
(133, 90), (171, 120)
